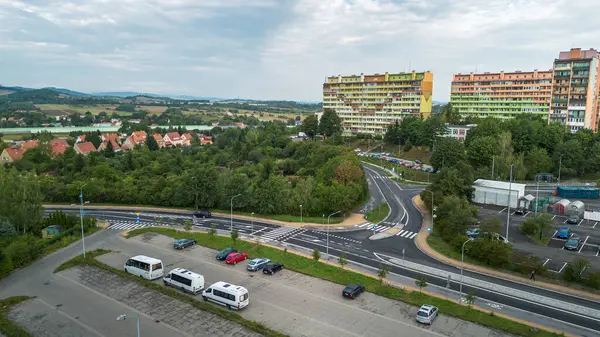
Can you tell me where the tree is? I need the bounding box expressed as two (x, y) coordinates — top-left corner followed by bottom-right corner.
(377, 264), (390, 284)
(146, 133), (159, 151)
(479, 218), (502, 236)
(103, 140), (115, 157)
(465, 291), (476, 309)
(312, 248), (321, 262)
(403, 139), (413, 152)
(441, 103), (461, 124)
(301, 115), (319, 138)
(536, 214), (553, 240)
(208, 224), (217, 240)
(318, 109), (341, 137)
(183, 219), (192, 232)
(415, 276), (428, 294)
(231, 229), (239, 245)
(564, 257), (590, 282)
(526, 147), (553, 176)
(467, 136), (499, 169)
(338, 251), (348, 269)
(430, 138), (466, 170)
(0, 219), (16, 238)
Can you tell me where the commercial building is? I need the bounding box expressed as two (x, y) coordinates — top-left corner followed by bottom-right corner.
(472, 179), (526, 208)
(322, 71), (433, 135)
(548, 48), (600, 133)
(450, 70), (552, 120)
(442, 124), (476, 142)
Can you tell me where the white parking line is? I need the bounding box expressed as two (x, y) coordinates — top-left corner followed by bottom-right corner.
(551, 230), (557, 239)
(558, 262), (568, 273)
(498, 207), (507, 214)
(594, 222), (598, 229)
(552, 215), (557, 220)
(523, 211), (530, 217)
(510, 211), (516, 215)
(543, 258), (550, 267)
(578, 236), (589, 253)
(577, 219), (583, 226)
(596, 249), (600, 257)
(580, 267), (588, 277)
(563, 218), (569, 224)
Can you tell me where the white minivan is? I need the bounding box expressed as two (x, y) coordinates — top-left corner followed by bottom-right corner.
(163, 268), (204, 295)
(202, 281), (249, 310)
(124, 255), (164, 280)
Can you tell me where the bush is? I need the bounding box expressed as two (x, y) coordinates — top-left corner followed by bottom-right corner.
(520, 220), (537, 235)
(563, 258), (590, 282)
(4, 236), (42, 269)
(586, 272), (600, 289)
(0, 252), (14, 278)
(465, 239), (511, 268)
(511, 253), (547, 276)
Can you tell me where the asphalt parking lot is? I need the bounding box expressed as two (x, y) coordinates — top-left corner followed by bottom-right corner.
(475, 204), (600, 275)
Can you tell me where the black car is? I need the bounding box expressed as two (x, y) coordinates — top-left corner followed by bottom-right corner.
(173, 238), (196, 250)
(194, 210), (212, 218)
(262, 262), (284, 275)
(342, 284), (365, 299)
(216, 247), (237, 260)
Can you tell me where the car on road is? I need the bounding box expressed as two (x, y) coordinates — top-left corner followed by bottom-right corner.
(193, 210), (212, 218)
(263, 262), (284, 275)
(556, 227), (571, 239)
(416, 305), (439, 324)
(216, 247), (237, 260)
(247, 258), (270, 271)
(564, 237), (582, 251)
(342, 284), (365, 299)
(173, 238), (197, 250)
(225, 252), (248, 265)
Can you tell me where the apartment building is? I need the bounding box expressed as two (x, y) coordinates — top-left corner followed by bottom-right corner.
(450, 70), (552, 120)
(548, 48), (600, 133)
(322, 71), (433, 135)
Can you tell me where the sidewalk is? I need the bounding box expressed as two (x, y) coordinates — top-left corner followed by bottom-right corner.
(411, 196), (600, 302)
(44, 204), (366, 230)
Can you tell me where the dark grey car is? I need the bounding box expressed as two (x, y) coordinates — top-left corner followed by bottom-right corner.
(564, 237), (582, 251)
(247, 258), (270, 271)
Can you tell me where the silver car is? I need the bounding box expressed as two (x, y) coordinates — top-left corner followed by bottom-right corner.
(416, 305), (438, 324)
(247, 258), (270, 271)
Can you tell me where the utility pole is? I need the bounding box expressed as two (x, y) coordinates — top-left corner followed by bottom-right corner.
(506, 165), (514, 242)
(79, 183), (88, 258)
(558, 154), (563, 186)
(230, 194), (241, 232)
(491, 157), (495, 180)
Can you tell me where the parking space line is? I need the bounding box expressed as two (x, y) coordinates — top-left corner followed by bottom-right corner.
(580, 267), (587, 277)
(596, 249), (600, 257)
(510, 211), (516, 216)
(577, 219), (583, 226)
(498, 207), (506, 214)
(523, 211), (530, 217)
(563, 218), (568, 224)
(594, 222), (598, 229)
(558, 262), (568, 273)
(552, 215), (557, 220)
(551, 230), (557, 239)
(542, 258), (550, 267)
(578, 235), (589, 253)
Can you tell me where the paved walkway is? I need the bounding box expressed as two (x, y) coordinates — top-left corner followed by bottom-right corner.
(412, 195), (600, 302)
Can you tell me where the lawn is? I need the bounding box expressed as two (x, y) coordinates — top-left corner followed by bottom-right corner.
(0, 296), (34, 337)
(121, 228), (562, 337)
(365, 202), (389, 223)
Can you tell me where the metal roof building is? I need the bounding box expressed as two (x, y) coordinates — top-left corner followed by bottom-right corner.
(472, 179), (527, 208)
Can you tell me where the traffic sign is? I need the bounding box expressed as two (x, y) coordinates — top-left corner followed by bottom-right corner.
(82, 210), (86, 215)
(136, 216), (140, 224)
(79, 194), (82, 199)
(427, 227), (432, 232)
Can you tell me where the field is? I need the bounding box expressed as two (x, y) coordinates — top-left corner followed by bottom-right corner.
(35, 104), (120, 115)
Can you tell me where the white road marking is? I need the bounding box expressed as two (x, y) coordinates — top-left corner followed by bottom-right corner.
(563, 219), (569, 224)
(396, 230), (406, 236)
(358, 223), (371, 228)
(524, 211), (531, 217)
(408, 232), (418, 239)
(552, 215), (557, 220)
(499, 207), (507, 214)
(594, 222), (598, 229)
(558, 262), (568, 273)
(552, 230), (557, 238)
(543, 258), (550, 267)
(577, 219), (583, 226)
(250, 227), (269, 235)
(578, 236), (589, 253)
(401, 231), (411, 237)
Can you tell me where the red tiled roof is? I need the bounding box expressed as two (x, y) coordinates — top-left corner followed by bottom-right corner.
(181, 133), (193, 140)
(50, 142), (68, 156)
(75, 142), (97, 154)
(152, 134), (163, 142)
(4, 148), (24, 161)
(103, 133), (120, 143)
(21, 140), (39, 150)
(100, 139), (120, 151)
(132, 131), (147, 144)
(165, 132), (181, 141)
(50, 139), (69, 147)
(78, 135), (86, 142)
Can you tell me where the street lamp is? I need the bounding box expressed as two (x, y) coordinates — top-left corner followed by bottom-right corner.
(506, 164), (514, 242)
(426, 190), (434, 231)
(79, 183), (88, 258)
(557, 154), (563, 186)
(117, 313), (140, 337)
(326, 211), (341, 258)
(535, 180), (540, 217)
(230, 194), (241, 232)
(300, 205), (303, 227)
(251, 212), (255, 237)
(460, 237), (474, 302)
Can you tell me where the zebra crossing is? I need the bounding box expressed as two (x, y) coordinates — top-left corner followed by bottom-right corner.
(395, 229), (418, 239)
(354, 222), (392, 232)
(259, 227), (305, 243)
(106, 220), (155, 231)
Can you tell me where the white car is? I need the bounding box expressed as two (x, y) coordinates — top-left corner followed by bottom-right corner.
(416, 305), (438, 324)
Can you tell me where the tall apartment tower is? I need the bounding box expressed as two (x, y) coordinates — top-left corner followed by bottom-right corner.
(322, 71), (433, 136)
(548, 48), (600, 133)
(450, 70), (553, 120)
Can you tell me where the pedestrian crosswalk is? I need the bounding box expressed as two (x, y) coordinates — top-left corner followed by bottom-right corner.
(107, 220), (155, 231)
(354, 222), (392, 232)
(395, 230), (418, 239)
(259, 227), (305, 242)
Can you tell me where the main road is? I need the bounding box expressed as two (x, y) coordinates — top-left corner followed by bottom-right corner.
(43, 165), (600, 336)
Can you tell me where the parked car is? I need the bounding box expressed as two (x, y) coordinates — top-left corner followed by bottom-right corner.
(566, 216), (580, 225)
(216, 247), (237, 260)
(415, 159), (423, 164)
(342, 284), (365, 299)
(556, 227), (571, 239)
(416, 305), (439, 324)
(263, 262), (284, 275)
(247, 258), (270, 271)
(465, 228), (480, 238)
(173, 238), (196, 250)
(225, 252), (248, 265)
(193, 210), (212, 218)
(564, 237), (582, 251)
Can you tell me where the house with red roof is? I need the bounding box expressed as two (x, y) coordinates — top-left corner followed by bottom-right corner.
(197, 134), (213, 145)
(122, 131), (147, 151)
(76, 135), (86, 143)
(97, 139), (121, 152)
(74, 142), (97, 155)
(163, 132), (183, 147)
(21, 140), (39, 150)
(101, 133), (121, 144)
(152, 134), (165, 148)
(0, 148), (25, 163)
(234, 122), (246, 129)
(181, 133), (193, 146)
(49, 139), (70, 156)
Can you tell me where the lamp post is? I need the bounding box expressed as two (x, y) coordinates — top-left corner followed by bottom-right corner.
(506, 164), (514, 242)
(300, 205), (303, 227)
(535, 180), (540, 217)
(326, 211), (341, 258)
(251, 212), (255, 237)
(460, 237), (474, 302)
(117, 313), (140, 337)
(426, 190), (434, 230)
(230, 194), (241, 232)
(558, 154), (563, 186)
(79, 183), (88, 258)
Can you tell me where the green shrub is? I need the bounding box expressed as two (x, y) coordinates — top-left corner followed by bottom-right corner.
(0, 252), (14, 278)
(586, 272), (600, 289)
(520, 220), (537, 235)
(5, 236), (42, 268)
(466, 239), (511, 268)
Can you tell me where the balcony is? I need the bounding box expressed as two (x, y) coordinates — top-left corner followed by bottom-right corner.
(573, 63), (590, 69)
(571, 82), (588, 87)
(568, 105), (586, 111)
(552, 98), (568, 103)
(554, 72), (570, 78)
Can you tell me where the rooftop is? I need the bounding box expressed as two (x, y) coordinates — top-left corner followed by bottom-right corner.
(473, 179), (526, 190)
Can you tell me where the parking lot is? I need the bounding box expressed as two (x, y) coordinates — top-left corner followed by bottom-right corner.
(476, 204), (600, 275)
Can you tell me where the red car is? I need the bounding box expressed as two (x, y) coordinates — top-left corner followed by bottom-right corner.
(225, 252), (248, 265)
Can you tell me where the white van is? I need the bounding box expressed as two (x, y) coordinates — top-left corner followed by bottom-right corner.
(163, 268), (204, 295)
(202, 281), (249, 310)
(124, 255), (164, 280)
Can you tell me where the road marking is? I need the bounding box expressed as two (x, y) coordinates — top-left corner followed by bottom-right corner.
(524, 211), (530, 217)
(578, 236), (589, 253)
(552, 230), (557, 238)
(401, 231), (411, 237)
(543, 258), (550, 267)
(358, 222), (371, 228)
(510, 211), (516, 215)
(499, 207), (507, 214)
(408, 232), (418, 239)
(563, 219), (569, 224)
(580, 267), (588, 277)
(552, 215), (557, 220)
(596, 249), (600, 257)
(578, 219), (583, 226)
(558, 262), (568, 273)
(594, 222), (598, 229)
(250, 227), (269, 235)
(396, 230), (406, 236)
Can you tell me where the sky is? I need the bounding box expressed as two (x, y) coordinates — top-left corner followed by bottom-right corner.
(1, 0), (600, 102)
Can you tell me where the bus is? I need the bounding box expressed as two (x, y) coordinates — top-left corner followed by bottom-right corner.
(124, 255), (164, 280)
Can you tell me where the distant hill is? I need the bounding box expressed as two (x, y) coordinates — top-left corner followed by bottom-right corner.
(93, 92), (226, 101)
(0, 85), (31, 96)
(6, 88), (61, 101)
(44, 87), (91, 97)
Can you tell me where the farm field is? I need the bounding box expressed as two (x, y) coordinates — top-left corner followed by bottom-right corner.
(35, 104), (119, 115)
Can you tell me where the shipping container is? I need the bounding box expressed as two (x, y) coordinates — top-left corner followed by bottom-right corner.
(556, 186), (600, 199)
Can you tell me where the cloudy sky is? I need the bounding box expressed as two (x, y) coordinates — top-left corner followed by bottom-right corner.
(1, 0), (599, 102)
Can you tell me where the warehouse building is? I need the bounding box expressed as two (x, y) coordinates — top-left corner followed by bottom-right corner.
(472, 179), (526, 208)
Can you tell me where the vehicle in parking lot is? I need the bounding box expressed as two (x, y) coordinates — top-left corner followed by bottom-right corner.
(466, 228), (480, 238)
(263, 262), (284, 275)
(564, 237), (582, 251)
(416, 305), (438, 324)
(247, 258), (270, 271)
(202, 281), (249, 310)
(173, 238), (196, 250)
(216, 247), (237, 260)
(556, 227), (571, 239)
(124, 255), (164, 280)
(163, 268), (204, 294)
(566, 215), (581, 224)
(415, 159), (423, 164)
(225, 252), (248, 265)
(193, 210), (212, 218)
(342, 284), (365, 299)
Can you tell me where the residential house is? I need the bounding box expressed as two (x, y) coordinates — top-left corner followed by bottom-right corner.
(49, 139), (70, 156)
(129, 119), (142, 124)
(197, 134), (213, 145)
(21, 140), (39, 150)
(152, 134), (165, 148)
(97, 139), (121, 152)
(181, 133), (193, 146)
(76, 135), (86, 143)
(234, 122), (246, 128)
(101, 133), (121, 144)
(0, 148), (24, 163)
(121, 130), (147, 151)
(44, 110), (71, 121)
(163, 132), (184, 147)
(211, 121), (219, 127)
(74, 142), (97, 155)
(442, 124), (476, 142)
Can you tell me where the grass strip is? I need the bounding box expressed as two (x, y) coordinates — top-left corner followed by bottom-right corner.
(364, 202), (389, 224)
(126, 227), (564, 337)
(54, 249), (288, 337)
(0, 296), (35, 337)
